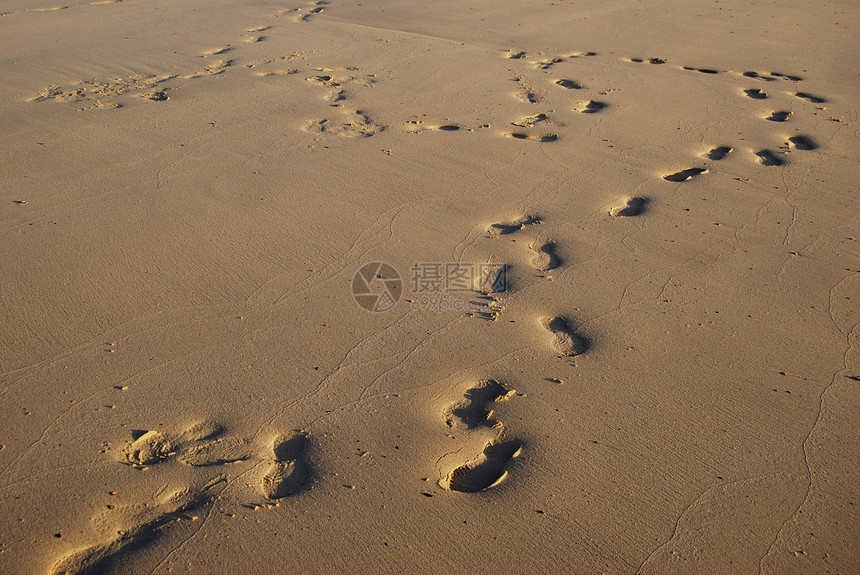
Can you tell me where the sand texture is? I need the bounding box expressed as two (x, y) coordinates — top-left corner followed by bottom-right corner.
(1, 0), (858, 573)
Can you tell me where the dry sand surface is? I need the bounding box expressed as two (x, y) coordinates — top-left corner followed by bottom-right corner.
(1, 0), (859, 573)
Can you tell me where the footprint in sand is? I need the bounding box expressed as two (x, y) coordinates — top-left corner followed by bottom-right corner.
(663, 167), (708, 182)
(51, 477), (228, 575)
(260, 433), (312, 500)
(682, 66), (719, 75)
(755, 149), (784, 166)
(541, 316), (589, 357)
(575, 100), (606, 113)
(743, 88), (767, 100)
(629, 57), (667, 64)
(795, 91), (826, 104)
(119, 421), (251, 468)
(554, 78), (582, 89)
(610, 196), (649, 217)
(766, 110), (791, 122)
(742, 71), (776, 81)
(788, 135), (817, 151)
(530, 241), (561, 272)
(511, 113), (549, 128)
(443, 379), (514, 429)
(438, 381), (524, 493)
(705, 146), (732, 161)
(771, 71), (803, 82)
(488, 215), (541, 236)
(506, 131), (558, 142)
(440, 439), (524, 493)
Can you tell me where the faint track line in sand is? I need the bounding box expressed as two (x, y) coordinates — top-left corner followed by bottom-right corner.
(635, 473), (798, 574)
(757, 278), (859, 573)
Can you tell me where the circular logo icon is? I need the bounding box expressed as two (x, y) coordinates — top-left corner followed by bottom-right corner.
(352, 262), (403, 312)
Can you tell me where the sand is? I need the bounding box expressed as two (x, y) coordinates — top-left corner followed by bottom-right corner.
(1, 0), (858, 573)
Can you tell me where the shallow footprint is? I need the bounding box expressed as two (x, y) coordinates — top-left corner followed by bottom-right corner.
(440, 439), (523, 493)
(663, 168), (707, 182)
(261, 433), (311, 500)
(541, 316), (588, 357)
(488, 215), (541, 235)
(555, 79), (582, 89)
(121, 431), (172, 466)
(610, 196), (649, 217)
(530, 241), (560, 272)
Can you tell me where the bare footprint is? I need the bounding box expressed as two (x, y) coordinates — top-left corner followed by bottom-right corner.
(788, 135), (817, 151)
(663, 168), (707, 182)
(795, 91), (826, 104)
(511, 113), (548, 128)
(743, 88), (767, 99)
(51, 477), (227, 575)
(443, 380), (514, 429)
(755, 149), (784, 166)
(610, 196), (649, 217)
(260, 433), (311, 500)
(488, 215), (541, 236)
(706, 146), (732, 161)
(506, 132), (557, 142)
(440, 439), (523, 493)
(575, 100), (606, 113)
(541, 316), (588, 357)
(766, 110), (791, 122)
(530, 241), (560, 272)
(555, 79), (582, 89)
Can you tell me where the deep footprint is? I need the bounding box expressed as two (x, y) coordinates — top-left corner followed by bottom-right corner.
(440, 439), (523, 493)
(261, 433), (311, 500)
(788, 136), (817, 151)
(755, 149), (784, 166)
(767, 110), (791, 122)
(743, 88), (767, 99)
(443, 379), (513, 429)
(663, 168), (707, 182)
(576, 100), (606, 113)
(707, 146), (732, 161)
(530, 241), (560, 272)
(795, 91), (826, 103)
(610, 196), (649, 217)
(541, 316), (589, 357)
(555, 79), (582, 89)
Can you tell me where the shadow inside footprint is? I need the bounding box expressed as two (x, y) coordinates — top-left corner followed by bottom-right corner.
(555, 79), (582, 89)
(262, 433), (311, 500)
(663, 168), (707, 182)
(444, 379), (511, 429)
(707, 146), (732, 161)
(767, 111), (791, 122)
(577, 100), (606, 113)
(541, 316), (589, 357)
(441, 439), (523, 493)
(743, 88), (767, 99)
(795, 91), (825, 103)
(489, 215), (541, 235)
(611, 196), (649, 217)
(788, 136), (817, 151)
(756, 149), (784, 166)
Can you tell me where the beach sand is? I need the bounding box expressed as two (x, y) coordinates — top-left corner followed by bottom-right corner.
(1, 0), (858, 573)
